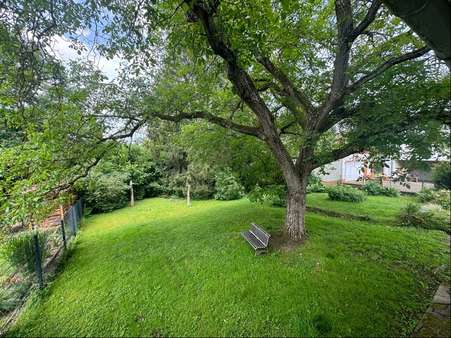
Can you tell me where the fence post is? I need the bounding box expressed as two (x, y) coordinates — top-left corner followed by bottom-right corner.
(59, 204), (67, 249)
(70, 208), (77, 236)
(60, 220), (67, 249)
(33, 232), (44, 289)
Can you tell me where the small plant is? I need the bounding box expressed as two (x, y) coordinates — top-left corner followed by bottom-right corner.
(248, 184), (287, 207)
(327, 185), (367, 202)
(417, 188), (435, 202)
(0, 230), (49, 275)
(382, 186), (400, 197)
(362, 181), (399, 197)
(398, 203), (450, 232)
(307, 175), (326, 193)
(362, 181), (383, 195)
(214, 169), (244, 200)
(417, 188), (450, 209)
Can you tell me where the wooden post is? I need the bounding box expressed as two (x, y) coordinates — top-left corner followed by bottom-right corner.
(187, 182), (191, 207)
(130, 179), (135, 207)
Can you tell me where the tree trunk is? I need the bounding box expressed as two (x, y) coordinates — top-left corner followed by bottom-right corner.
(285, 175), (308, 241)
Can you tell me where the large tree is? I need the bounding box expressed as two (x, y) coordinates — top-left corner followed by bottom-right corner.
(2, 0), (449, 241)
(85, 0), (449, 241)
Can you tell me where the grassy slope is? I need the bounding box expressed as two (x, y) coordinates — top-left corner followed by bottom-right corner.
(8, 198), (449, 337)
(307, 193), (415, 223)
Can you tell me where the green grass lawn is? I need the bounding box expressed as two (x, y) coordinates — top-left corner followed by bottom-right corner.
(307, 192), (416, 223)
(8, 197), (449, 337)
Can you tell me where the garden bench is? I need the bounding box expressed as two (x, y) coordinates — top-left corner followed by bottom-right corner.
(241, 223), (270, 255)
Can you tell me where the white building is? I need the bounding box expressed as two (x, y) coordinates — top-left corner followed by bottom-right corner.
(314, 152), (448, 185)
(313, 153), (368, 184)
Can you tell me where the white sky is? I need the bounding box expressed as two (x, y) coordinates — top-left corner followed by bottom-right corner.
(49, 34), (123, 81)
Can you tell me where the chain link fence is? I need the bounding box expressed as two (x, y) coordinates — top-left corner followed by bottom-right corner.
(0, 200), (83, 330)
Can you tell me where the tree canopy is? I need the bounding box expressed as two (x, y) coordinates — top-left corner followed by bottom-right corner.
(1, 0), (449, 241)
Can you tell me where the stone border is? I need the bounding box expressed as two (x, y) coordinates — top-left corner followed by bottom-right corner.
(412, 283), (450, 337)
(412, 235), (450, 337)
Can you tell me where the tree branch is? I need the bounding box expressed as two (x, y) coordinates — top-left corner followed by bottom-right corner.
(317, 45), (431, 132)
(316, 0), (353, 130)
(279, 120), (298, 136)
(97, 120), (146, 143)
(257, 56), (315, 116)
(186, 1), (300, 185)
(312, 143), (365, 169)
(348, 0), (382, 42)
(151, 110), (263, 138)
(346, 46), (431, 93)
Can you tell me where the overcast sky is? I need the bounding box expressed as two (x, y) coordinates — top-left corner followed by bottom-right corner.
(49, 32), (123, 81)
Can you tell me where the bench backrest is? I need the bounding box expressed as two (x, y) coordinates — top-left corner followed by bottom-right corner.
(250, 223), (270, 246)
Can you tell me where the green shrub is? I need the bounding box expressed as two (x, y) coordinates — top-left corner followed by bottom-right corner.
(363, 181), (384, 195)
(307, 182), (326, 193)
(191, 184), (215, 199)
(83, 172), (129, 213)
(1, 230), (49, 274)
(432, 161), (450, 189)
(417, 188), (450, 209)
(362, 181), (399, 197)
(327, 185), (367, 202)
(308, 175), (322, 185)
(248, 184), (287, 207)
(417, 188), (435, 203)
(214, 169), (244, 200)
(165, 173), (187, 198)
(307, 175), (326, 193)
(165, 170), (215, 200)
(383, 186), (400, 197)
(398, 203), (450, 232)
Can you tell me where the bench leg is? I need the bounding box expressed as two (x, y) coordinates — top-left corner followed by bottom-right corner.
(255, 249), (267, 256)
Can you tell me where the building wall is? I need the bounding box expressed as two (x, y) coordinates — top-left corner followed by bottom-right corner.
(313, 160), (343, 182)
(314, 154), (369, 183)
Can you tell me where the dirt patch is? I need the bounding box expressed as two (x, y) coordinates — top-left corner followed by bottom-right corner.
(270, 231), (307, 253)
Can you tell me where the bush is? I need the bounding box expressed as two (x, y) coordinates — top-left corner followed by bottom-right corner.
(164, 169), (215, 200)
(83, 172), (129, 213)
(382, 186), (400, 197)
(248, 184), (287, 207)
(214, 169), (244, 200)
(327, 185), (367, 202)
(417, 188), (435, 203)
(307, 175), (326, 193)
(165, 173), (187, 198)
(398, 203), (450, 232)
(1, 230), (49, 274)
(362, 181), (384, 195)
(362, 181), (399, 197)
(417, 188), (450, 210)
(432, 162), (450, 189)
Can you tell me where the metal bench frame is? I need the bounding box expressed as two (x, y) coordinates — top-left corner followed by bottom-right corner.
(241, 223), (271, 255)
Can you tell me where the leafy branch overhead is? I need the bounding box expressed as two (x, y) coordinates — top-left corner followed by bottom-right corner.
(1, 0), (449, 241)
